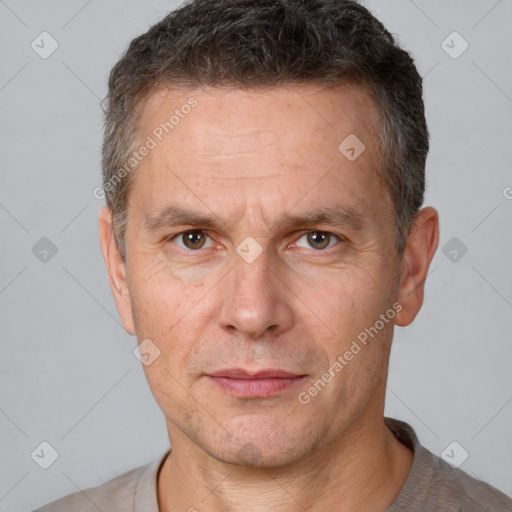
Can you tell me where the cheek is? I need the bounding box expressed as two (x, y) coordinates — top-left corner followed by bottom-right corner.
(130, 251), (198, 313)
(294, 264), (384, 342)
(311, 273), (396, 397)
(141, 355), (202, 426)
(132, 275), (209, 415)
(128, 257), (212, 367)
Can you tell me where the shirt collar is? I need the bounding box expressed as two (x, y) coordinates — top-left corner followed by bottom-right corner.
(134, 449), (171, 512)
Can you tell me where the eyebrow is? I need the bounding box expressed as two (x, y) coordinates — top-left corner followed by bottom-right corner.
(143, 204), (365, 233)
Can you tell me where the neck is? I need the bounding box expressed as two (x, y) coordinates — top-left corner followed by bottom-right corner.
(157, 416), (413, 512)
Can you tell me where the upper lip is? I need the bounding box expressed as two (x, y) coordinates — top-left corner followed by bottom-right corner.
(207, 369), (304, 379)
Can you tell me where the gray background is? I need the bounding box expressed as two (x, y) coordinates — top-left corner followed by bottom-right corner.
(0, 0), (511, 510)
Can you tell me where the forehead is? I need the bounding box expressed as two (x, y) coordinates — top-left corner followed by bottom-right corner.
(138, 83), (379, 156)
(129, 84), (390, 230)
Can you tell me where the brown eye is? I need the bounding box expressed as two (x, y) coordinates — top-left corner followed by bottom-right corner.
(306, 231), (332, 250)
(294, 231), (340, 251)
(179, 231), (208, 250)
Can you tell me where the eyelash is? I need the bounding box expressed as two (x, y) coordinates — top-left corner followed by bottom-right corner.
(167, 230), (344, 253)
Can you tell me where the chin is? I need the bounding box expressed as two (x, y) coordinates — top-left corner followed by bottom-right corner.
(202, 415), (321, 468)
(210, 441), (308, 468)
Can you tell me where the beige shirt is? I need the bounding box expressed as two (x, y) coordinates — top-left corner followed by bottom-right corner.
(33, 418), (512, 511)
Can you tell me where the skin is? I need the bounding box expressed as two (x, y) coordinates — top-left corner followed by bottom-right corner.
(99, 83), (439, 511)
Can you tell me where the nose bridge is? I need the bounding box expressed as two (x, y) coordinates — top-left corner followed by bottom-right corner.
(218, 244), (293, 338)
(233, 247), (273, 299)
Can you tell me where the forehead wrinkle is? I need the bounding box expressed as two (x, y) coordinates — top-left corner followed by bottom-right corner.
(191, 129), (278, 157)
(182, 173), (317, 180)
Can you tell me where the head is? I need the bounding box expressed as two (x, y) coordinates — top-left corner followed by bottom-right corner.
(99, 0), (438, 467)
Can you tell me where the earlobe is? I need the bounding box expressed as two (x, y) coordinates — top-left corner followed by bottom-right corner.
(98, 206), (136, 335)
(395, 206), (439, 327)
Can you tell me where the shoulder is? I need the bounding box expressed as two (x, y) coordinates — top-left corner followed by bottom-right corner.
(385, 417), (512, 512)
(427, 448), (512, 511)
(32, 451), (168, 512)
(32, 465), (145, 512)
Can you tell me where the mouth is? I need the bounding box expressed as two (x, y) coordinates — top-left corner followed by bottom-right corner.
(205, 369), (307, 398)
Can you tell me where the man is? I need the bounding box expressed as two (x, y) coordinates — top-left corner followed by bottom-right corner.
(34, 0), (512, 510)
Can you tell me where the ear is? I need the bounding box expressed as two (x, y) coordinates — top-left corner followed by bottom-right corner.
(395, 206), (439, 327)
(98, 206), (136, 335)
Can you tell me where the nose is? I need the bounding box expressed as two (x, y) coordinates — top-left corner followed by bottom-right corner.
(217, 248), (294, 340)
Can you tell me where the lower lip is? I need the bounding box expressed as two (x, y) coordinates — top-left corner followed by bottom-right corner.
(208, 376), (305, 398)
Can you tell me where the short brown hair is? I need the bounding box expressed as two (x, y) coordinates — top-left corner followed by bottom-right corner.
(102, 0), (428, 261)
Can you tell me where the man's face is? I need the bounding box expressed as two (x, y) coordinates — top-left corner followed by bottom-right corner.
(113, 84), (404, 465)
